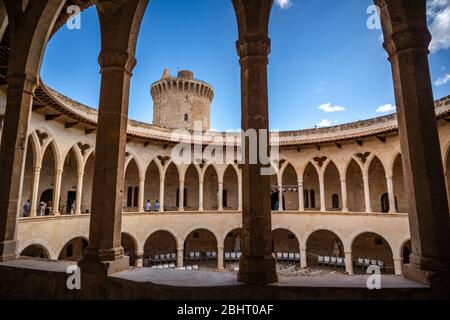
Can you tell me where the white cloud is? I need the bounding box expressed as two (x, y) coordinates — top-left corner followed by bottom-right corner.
(318, 103), (346, 112)
(275, 0), (292, 9)
(427, 0), (450, 52)
(376, 104), (396, 113)
(316, 119), (338, 128)
(435, 73), (450, 85)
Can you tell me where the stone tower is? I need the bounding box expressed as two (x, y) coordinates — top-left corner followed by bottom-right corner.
(150, 69), (214, 131)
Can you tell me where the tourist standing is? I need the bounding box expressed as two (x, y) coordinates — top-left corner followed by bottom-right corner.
(145, 200), (152, 212)
(23, 199), (30, 217)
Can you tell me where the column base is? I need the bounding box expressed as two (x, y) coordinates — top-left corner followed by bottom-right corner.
(404, 255), (450, 286)
(0, 240), (18, 262)
(79, 247), (130, 276)
(238, 254), (278, 285)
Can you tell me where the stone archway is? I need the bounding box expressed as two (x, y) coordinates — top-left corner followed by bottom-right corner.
(81, 152), (94, 214)
(38, 143), (57, 215)
(61, 148), (79, 215)
(306, 230), (344, 268)
(143, 230), (177, 267)
(184, 228), (218, 268)
(392, 154), (407, 213)
(58, 237), (88, 262)
(203, 166), (219, 211)
(122, 232), (138, 266)
(20, 138), (37, 217)
(164, 163), (179, 211)
(324, 161), (341, 211)
(401, 240), (412, 265)
(368, 157), (387, 213)
(351, 232), (394, 274)
(223, 165), (238, 210)
(346, 159), (364, 212)
(144, 160), (160, 211)
(303, 162), (320, 211)
(282, 164), (299, 211)
(20, 244), (50, 259)
(184, 164), (199, 211)
(124, 158), (140, 212)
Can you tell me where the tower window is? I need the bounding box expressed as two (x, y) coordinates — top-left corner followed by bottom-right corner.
(184, 114), (189, 122)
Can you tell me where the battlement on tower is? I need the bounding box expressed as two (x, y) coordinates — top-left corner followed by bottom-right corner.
(150, 69), (214, 131)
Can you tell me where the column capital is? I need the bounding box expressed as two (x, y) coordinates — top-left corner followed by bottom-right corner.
(383, 27), (431, 59)
(98, 50), (137, 75)
(236, 36), (271, 60)
(7, 73), (39, 94)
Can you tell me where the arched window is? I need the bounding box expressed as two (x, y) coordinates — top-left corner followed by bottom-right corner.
(332, 194), (339, 209)
(304, 190), (309, 208)
(127, 187), (133, 207)
(184, 113), (189, 122)
(133, 186), (139, 207)
(310, 189), (316, 209)
(381, 193), (389, 213)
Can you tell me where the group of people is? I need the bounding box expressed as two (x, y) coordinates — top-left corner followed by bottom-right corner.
(22, 199), (78, 217)
(145, 200), (160, 212)
(22, 199), (52, 217)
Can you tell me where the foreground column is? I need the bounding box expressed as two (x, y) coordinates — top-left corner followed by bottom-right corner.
(79, 48), (135, 274)
(237, 177), (243, 211)
(394, 257), (403, 276)
(277, 181), (283, 212)
(235, 9), (277, 283)
(378, 0), (450, 282)
(0, 75), (37, 261)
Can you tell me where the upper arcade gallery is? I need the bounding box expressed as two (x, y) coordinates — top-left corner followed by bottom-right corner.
(0, 0), (449, 299)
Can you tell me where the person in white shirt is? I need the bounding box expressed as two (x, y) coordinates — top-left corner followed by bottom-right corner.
(145, 200), (152, 212)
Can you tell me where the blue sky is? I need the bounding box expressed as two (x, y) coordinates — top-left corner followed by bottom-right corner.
(41, 0), (450, 131)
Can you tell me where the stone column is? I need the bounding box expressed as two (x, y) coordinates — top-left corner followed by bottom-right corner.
(378, 0), (450, 279)
(75, 172), (83, 215)
(363, 175), (371, 213)
(238, 176), (243, 211)
(319, 177), (326, 212)
(298, 180), (305, 211)
(159, 178), (164, 213)
(394, 257), (403, 276)
(0, 75), (38, 261)
(236, 33), (278, 284)
(79, 49), (137, 275)
(52, 169), (63, 215)
(217, 246), (224, 270)
(345, 251), (353, 275)
(444, 170), (450, 212)
(30, 166), (42, 217)
(179, 179), (184, 212)
(177, 247), (184, 268)
(277, 182), (283, 212)
(198, 179), (204, 211)
(300, 249), (307, 269)
(386, 176), (397, 213)
(218, 180), (224, 211)
(135, 251), (144, 267)
(340, 179), (349, 212)
(138, 178), (145, 213)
